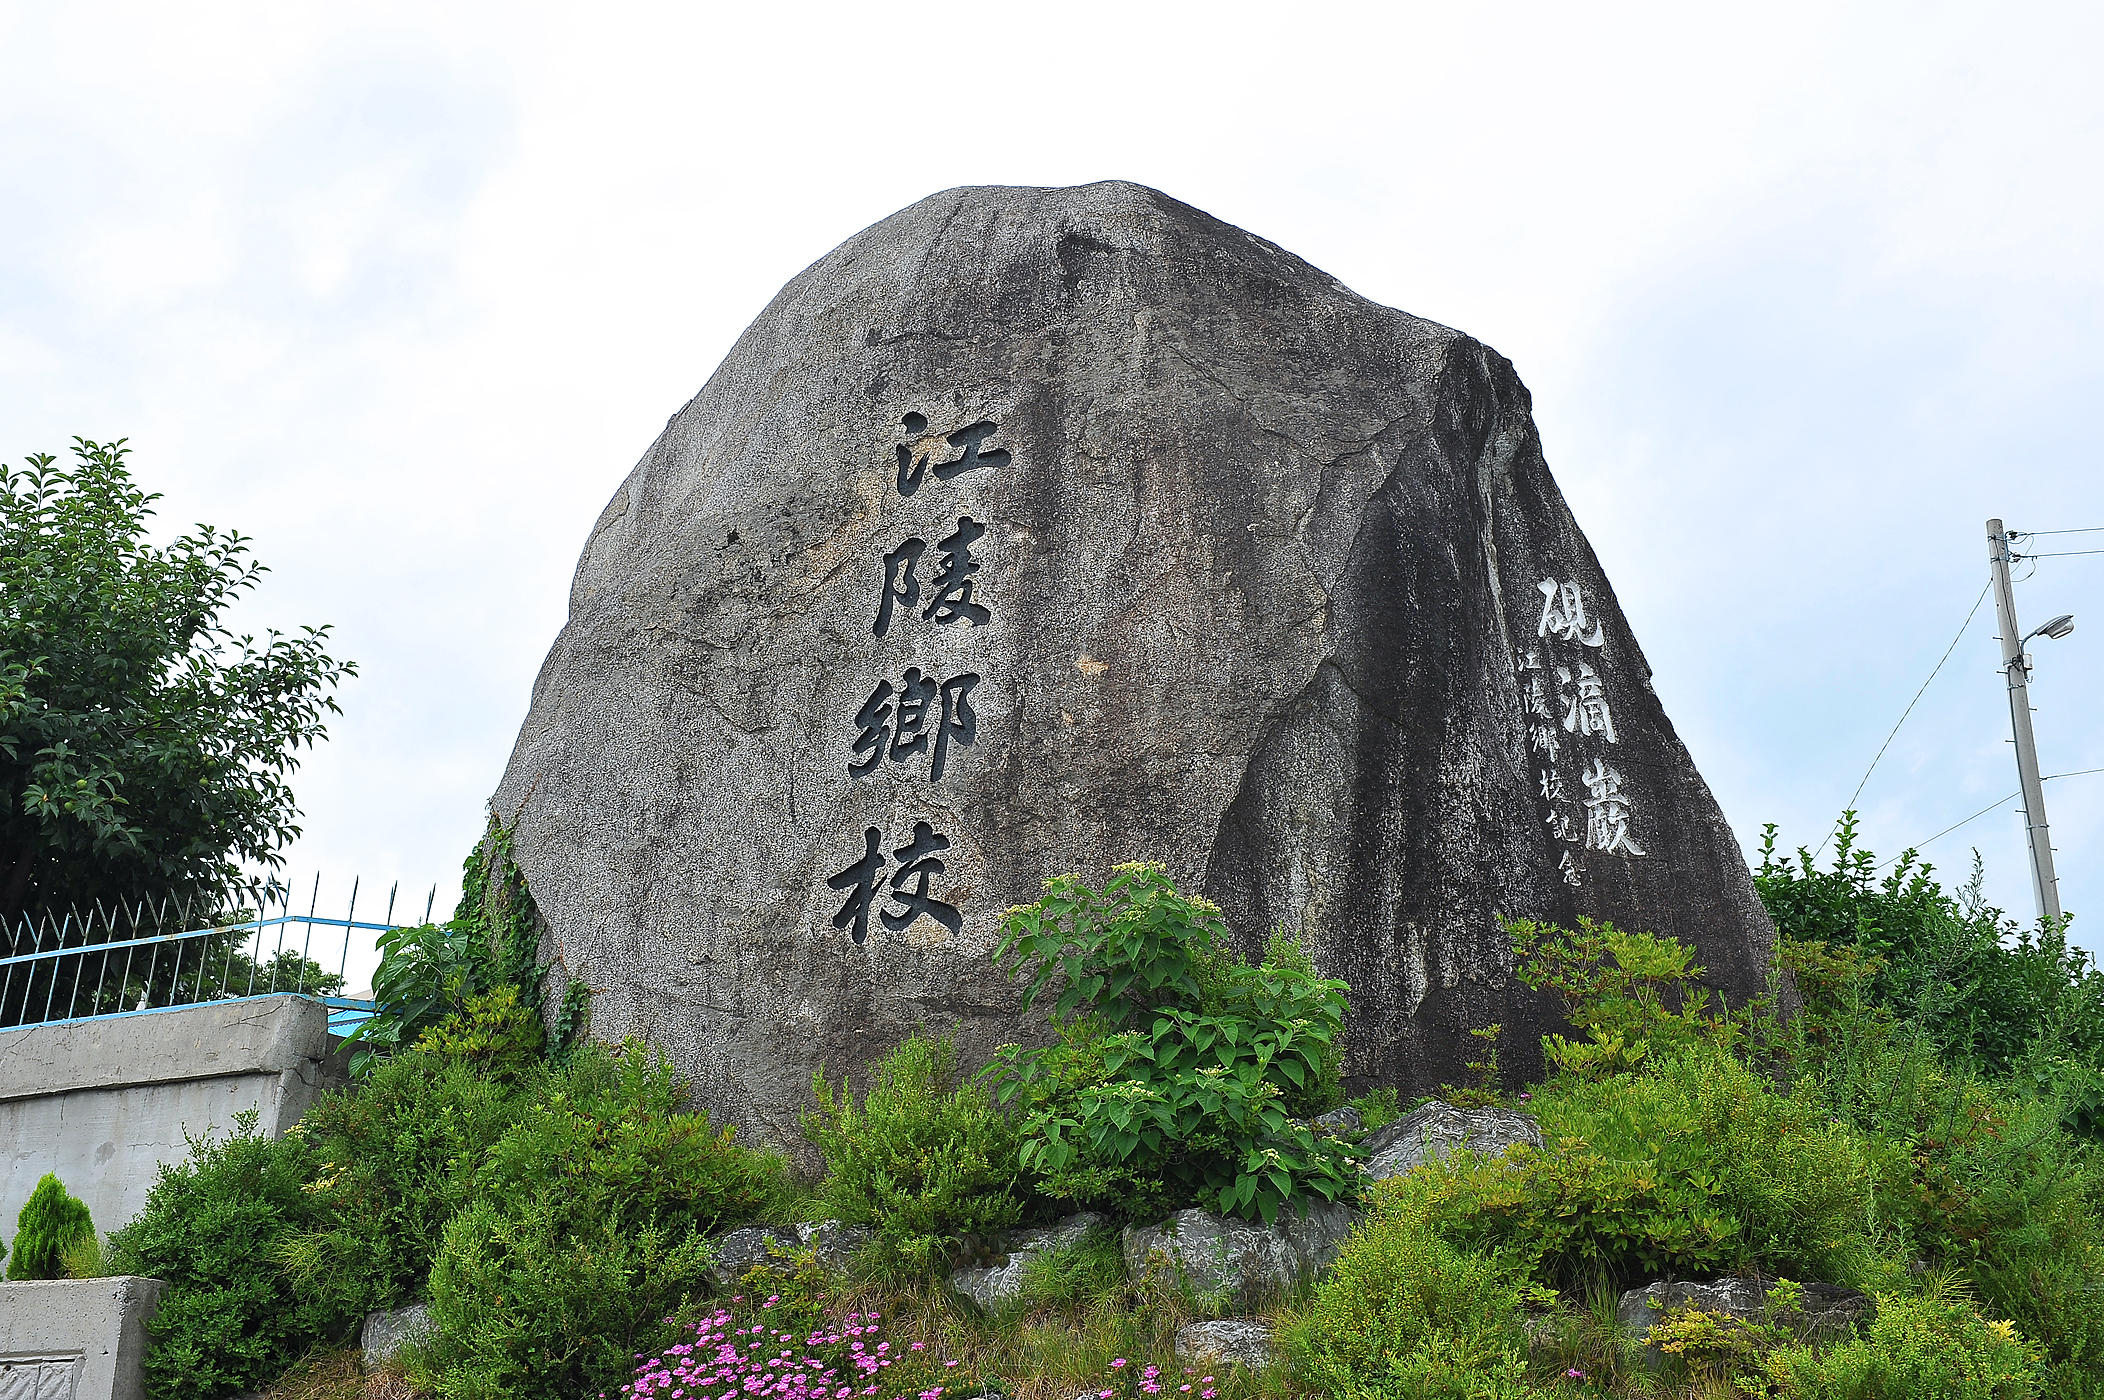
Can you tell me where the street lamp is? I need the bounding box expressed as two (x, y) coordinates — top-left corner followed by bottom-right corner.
(1987, 521), (2073, 925)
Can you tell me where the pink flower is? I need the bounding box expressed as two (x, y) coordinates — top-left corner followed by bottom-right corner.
(1111, 1360), (1128, 1370)
(910, 1344), (925, 1352)
(945, 1361), (959, 1368)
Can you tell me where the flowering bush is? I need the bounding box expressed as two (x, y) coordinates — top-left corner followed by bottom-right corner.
(1086, 1357), (1217, 1400)
(615, 1303), (955, 1400)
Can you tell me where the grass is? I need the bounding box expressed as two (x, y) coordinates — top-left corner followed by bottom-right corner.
(255, 1347), (417, 1400)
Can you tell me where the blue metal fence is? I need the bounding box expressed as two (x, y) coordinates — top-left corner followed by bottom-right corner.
(0, 876), (432, 1035)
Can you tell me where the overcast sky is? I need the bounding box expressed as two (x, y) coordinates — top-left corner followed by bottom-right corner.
(4, 2), (2099, 990)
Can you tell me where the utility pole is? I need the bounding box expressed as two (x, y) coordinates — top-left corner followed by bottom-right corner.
(1986, 518), (2063, 925)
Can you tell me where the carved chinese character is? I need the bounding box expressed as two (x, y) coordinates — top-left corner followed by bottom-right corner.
(1537, 578), (1605, 648)
(1526, 674), (1554, 721)
(848, 680), (895, 779)
(847, 670), (981, 782)
(873, 537), (927, 636)
(883, 820), (963, 935)
(887, 667), (939, 763)
(825, 820), (966, 941)
(1530, 722), (1562, 762)
(896, 415), (1010, 497)
(1540, 768), (1567, 801)
(1581, 760), (1646, 856)
(1546, 808), (1577, 842)
(923, 517), (991, 626)
(930, 673), (978, 781)
(1557, 662), (1617, 743)
(1559, 851), (1583, 888)
(826, 827), (887, 944)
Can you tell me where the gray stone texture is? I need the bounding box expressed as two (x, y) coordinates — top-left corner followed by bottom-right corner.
(950, 1211), (1107, 1311)
(1123, 1203), (1358, 1306)
(0, 1277), (163, 1400)
(493, 180), (1780, 1149)
(706, 1224), (802, 1290)
(359, 1302), (434, 1369)
(0, 996), (344, 1236)
(1618, 1277), (1872, 1355)
(1361, 1100), (1545, 1181)
(1309, 1105), (1361, 1134)
(1173, 1320), (1274, 1370)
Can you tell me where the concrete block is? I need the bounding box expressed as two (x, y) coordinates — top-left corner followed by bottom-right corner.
(0, 996), (343, 1237)
(0, 1276), (163, 1400)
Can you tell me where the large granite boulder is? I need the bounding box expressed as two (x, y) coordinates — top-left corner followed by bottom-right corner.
(1362, 1100), (1545, 1181)
(495, 180), (1780, 1149)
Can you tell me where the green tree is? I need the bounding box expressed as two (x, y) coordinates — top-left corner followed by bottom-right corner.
(0, 439), (354, 927)
(7, 1173), (95, 1280)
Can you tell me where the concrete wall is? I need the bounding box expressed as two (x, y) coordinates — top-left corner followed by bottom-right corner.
(0, 996), (346, 1242)
(0, 1276), (163, 1400)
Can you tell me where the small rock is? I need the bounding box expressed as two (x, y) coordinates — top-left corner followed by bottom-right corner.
(1618, 1277), (1873, 1355)
(1310, 1105), (1362, 1133)
(951, 1212), (1108, 1311)
(360, 1301), (434, 1369)
(1175, 1319), (1274, 1369)
(1123, 1202), (1359, 1306)
(797, 1219), (874, 1272)
(707, 1224), (802, 1289)
(1361, 1101), (1543, 1181)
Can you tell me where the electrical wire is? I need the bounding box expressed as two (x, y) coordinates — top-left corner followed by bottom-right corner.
(1816, 581), (1993, 859)
(1878, 767), (2104, 866)
(2012, 549), (2104, 559)
(2013, 526), (2104, 536)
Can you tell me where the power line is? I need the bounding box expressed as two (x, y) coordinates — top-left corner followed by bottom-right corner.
(2014, 526), (2104, 536)
(1818, 581), (1992, 858)
(2012, 549), (2104, 559)
(1878, 767), (2104, 866)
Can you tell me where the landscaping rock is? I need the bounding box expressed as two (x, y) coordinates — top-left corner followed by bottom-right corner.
(707, 1224), (802, 1289)
(1361, 1101), (1543, 1181)
(1175, 1319), (1274, 1369)
(951, 1211), (1108, 1311)
(1618, 1277), (1873, 1353)
(1310, 1105), (1362, 1134)
(1123, 1202), (1359, 1305)
(797, 1219), (874, 1272)
(360, 1301), (434, 1369)
(493, 180), (1786, 1159)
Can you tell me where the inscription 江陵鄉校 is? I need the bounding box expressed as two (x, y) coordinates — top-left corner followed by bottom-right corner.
(825, 414), (1007, 942)
(1522, 575), (1647, 890)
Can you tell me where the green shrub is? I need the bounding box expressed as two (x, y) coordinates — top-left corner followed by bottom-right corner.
(805, 1032), (1024, 1277)
(1758, 814), (2104, 1085)
(276, 1049), (522, 1319)
(1347, 1085), (1401, 1133)
(347, 820), (584, 1076)
(989, 863), (1360, 1224)
(1377, 1046), (1874, 1294)
(422, 1198), (715, 1400)
(410, 982), (545, 1079)
(1281, 1187), (1540, 1399)
(1820, 1038), (2104, 1385)
(7, 1173), (94, 1280)
(1509, 916), (1750, 1079)
(108, 1110), (338, 1400)
(1766, 1281), (2046, 1399)
(411, 1040), (778, 1400)
(1017, 1227), (1127, 1311)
